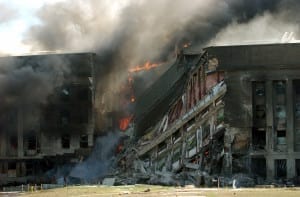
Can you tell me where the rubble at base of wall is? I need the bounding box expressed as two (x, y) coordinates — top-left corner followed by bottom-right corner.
(106, 154), (258, 188)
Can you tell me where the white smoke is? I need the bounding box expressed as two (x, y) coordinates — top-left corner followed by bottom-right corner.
(208, 12), (299, 45)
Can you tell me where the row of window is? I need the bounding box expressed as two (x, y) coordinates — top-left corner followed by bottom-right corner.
(253, 80), (300, 150)
(252, 158), (300, 179)
(61, 134), (89, 149)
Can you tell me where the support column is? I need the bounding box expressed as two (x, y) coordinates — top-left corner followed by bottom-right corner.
(266, 157), (274, 181)
(286, 79), (294, 153)
(0, 131), (6, 156)
(265, 81), (274, 152)
(287, 79), (295, 179)
(18, 109), (24, 157)
(287, 158), (295, 179)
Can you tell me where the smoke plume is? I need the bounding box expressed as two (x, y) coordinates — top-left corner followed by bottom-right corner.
(1, 0), (298, 133)
(0, 55), (70, 131)
(210, 1), (300, 45)
(21, 0), (298, 109)
(69, 132), (122, 182)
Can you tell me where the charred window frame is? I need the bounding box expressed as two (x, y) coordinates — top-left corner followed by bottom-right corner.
(8, 162), (16, 170)
(80, 135), (88, 148)
(60, 109), (71, 126)
(296, 159), (300, 177)
(252, 128), (266, 150)
(25, 131), (37, 150)
(251, 157), (266, 178)
(0, 162), (7, 174)
(253, 81), (266, 128)
(77, 87), (90, 101)
(9, 135), (18, 150)
(61, 134), (70, 149)
(26, 162), (34, 176)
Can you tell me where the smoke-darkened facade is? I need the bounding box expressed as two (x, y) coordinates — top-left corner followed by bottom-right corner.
(0, 53), (95, 186)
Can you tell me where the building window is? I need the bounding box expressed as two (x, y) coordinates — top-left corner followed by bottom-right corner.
(252, 128), (266, 150)
(277, 130), (286, 144)
(253, 82), (266, 128)
(80, 135), (88, 148)
(296, 159), (300, 177)
(275, 159), (287, 179)
(273, 81), (287, 146)
(0, 162), (7, 174)
(26, 132), (37, 150)
(78, 88), (90, 101)
(251, 158), (266, 178)
(26, 162), (34, 176)
(60, 110), (70, 125)
(61, 134), (70, 149)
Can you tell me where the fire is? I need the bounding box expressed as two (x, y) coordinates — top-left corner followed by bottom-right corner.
(183, 42), (191, 48)
(130, 96), (135, 103)
(119, 115), (133, 131)
(129, 61), (162, 73)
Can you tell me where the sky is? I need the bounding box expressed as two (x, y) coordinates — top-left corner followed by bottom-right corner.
(0, 0), (129, 55)
(0, 0), (65, 54)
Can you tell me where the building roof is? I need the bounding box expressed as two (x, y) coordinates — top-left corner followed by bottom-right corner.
(205, 43), (300, 70)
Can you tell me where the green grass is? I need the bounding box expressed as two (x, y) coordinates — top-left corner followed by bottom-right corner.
(18, 185), (300, 197)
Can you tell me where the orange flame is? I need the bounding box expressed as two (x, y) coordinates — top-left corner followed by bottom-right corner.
(183, 42), (191, 48)
(119, 115), (133, 131)
(130, 96), (135, 103)
(129, 61), (162, 73)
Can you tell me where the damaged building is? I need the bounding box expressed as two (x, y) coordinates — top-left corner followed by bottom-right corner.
(119, 43), (300, 186)
(0, 53), (95, 186)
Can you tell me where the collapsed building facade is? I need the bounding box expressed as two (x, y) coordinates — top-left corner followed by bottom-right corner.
(2, 43), (300, 187)
(121, 43), (300, 185)
(0, 53), (95, 185)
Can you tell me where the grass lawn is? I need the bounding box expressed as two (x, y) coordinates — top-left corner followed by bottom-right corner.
(7, 185), (300, 197)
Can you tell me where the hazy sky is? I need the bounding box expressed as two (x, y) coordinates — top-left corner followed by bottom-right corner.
(0, 0), (127, 55)
(0, 1), (64, 54)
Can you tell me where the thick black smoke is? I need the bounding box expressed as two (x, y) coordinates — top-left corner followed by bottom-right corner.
(0, 55), (70, 132)
(22, 0), (299, 90)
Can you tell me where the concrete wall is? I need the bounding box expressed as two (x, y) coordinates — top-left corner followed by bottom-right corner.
(223, 69), (300, 181)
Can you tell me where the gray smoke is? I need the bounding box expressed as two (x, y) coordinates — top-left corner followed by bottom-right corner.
(210, 0), (300, 45)
(21, 0), (294, 109)
(0, 3), (17, 24)
(68, 132), (122, 182)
